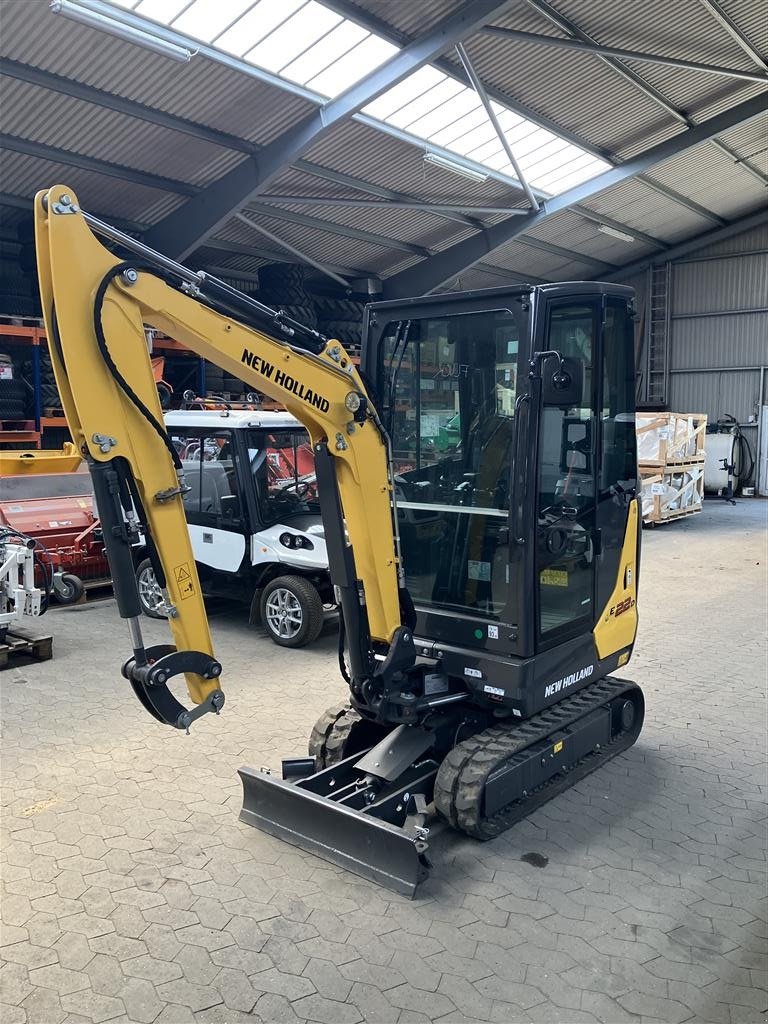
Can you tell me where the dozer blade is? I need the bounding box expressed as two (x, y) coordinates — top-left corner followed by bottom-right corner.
(238, 757), (434, 898)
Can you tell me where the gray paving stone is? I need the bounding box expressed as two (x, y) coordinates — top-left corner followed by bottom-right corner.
(59, 991), (126, 1023)
(121, 954), (183, 985)
(253, 967), (316, 1001)
(2, 941), (59, 970)
(616, 991), (695, 1022)
(155, 980), (224, 1013)
(0, 1002), (26, 1024)
(291, 993), (363, 1023)
(303, 957), (353, 1001)
(116, 977), (164, 1024)
(3, 503), (767, 1024)
(0, 961), (33, 1005)
(252, 992), (306, 1023)
(21, 985), (67, 1024)
(346, 982), (401, 1023)
(386, 983), (456, 1017)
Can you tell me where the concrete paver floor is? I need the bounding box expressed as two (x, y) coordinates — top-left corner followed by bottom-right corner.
(1, 500), (766, 1024)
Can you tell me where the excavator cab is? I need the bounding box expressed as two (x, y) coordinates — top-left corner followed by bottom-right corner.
(362, 284), (640, 719)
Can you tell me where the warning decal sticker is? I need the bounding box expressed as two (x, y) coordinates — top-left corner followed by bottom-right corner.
(173, 562), (196, 600)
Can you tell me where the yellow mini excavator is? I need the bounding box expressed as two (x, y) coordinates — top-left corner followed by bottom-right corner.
(34, 185), (644, 895)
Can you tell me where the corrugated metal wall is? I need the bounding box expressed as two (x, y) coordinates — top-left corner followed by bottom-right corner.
(639, 223), (768, 487)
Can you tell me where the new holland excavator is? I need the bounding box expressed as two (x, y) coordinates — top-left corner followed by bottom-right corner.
(34, 185), (644, 896)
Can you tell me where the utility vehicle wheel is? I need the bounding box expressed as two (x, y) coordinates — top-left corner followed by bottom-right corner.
(260, 575), (323, 648)
(54, 572), (85, 605)
(136, 559), (167, 619)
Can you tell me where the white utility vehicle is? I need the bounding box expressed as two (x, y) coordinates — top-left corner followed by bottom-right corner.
(134, 410), (332, 647)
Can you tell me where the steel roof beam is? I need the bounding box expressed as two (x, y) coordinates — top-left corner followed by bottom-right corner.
(383, 90), (767, 297)
(570, 205), (665, 249)
(244, 202), (432, 257)
(0, 133), (198, 195)
(260, 195), (527, 215)
(516, 236), (616, 271)
(525, 0), (768, 190)
(603, 207), (768, 279)
(481, 25), (768, 83)
(144, 0), (513, 259)
(635, 176), (727, 225)
(455, 42), (539, 210)
(698, 0), (768, 73)
(234, 213), (349, 288)
(198, 237), (370, 278)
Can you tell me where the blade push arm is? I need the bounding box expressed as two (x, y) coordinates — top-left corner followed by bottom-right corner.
(34, 185), (411, 729)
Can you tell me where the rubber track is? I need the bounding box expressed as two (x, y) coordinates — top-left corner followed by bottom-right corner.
(434, 677), (643, 840)
(307, 701), (362, 769)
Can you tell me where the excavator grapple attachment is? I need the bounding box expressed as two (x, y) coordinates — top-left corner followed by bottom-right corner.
(239, 748), (436, 897)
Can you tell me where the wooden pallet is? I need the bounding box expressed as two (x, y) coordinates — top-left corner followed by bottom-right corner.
(0, 629), (53, 670)
(636, 412), (707, 467)
(639, 463), (705, 525)
(43, 407), (66, 419)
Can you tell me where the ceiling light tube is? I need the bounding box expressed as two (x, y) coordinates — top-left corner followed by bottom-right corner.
(598, 223), (635, 243)
(49, 0), (193, 62)
(424, 151), (487, 183)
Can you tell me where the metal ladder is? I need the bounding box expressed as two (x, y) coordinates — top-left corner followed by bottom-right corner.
(646, 263), (670, 405)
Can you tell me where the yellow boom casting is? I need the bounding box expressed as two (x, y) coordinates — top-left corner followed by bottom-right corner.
(35, 185), (405, 726)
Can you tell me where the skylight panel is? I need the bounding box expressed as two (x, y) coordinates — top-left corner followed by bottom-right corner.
(519, 138), (572, 173)
(281, 19), (368, 85)
(307, 34), (397, 96)
(363, 66), (444, 121)
(522, 145), (578, 183)
(404, 88), (481, 139)
(213, 0), (304, 56)
(172, 0), (254, 42)
(449, 120), (500, 158)
(103, 0), (614, 190)
(245, 1), (341, 73)
(535, 154), (603, 193)
(387, 78), (465, 131)
(134, 0), (191, 22)
(427, 103), (486, 148)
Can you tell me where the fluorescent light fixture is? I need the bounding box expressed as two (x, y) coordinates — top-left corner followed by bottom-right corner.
(424, 152), (487, 183)
(50, 0), (193, 61)
(598, 223), (635, 243)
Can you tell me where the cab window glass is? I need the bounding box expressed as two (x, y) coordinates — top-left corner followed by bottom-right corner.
(171, 431), (240, 524)
(245, 430), (318, 526)
(379, 309), (521, 619)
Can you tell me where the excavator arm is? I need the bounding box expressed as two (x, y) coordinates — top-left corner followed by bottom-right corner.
(34, 184), (413, 731)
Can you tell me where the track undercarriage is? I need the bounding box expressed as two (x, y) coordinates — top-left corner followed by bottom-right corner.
(239, 677), (644, 896)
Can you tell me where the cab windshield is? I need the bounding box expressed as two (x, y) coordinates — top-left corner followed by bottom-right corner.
(245, 430), (319, 525)
(380, 308), (521, 620)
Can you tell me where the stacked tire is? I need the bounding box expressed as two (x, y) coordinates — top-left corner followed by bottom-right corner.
(0, 375), (27, 420)
(256, 263), (319, 332)
(41, 350), (61, 411)
(314, 296), (366, 357)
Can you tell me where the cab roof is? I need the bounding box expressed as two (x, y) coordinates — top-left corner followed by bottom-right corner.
(164, 409), (302, 432)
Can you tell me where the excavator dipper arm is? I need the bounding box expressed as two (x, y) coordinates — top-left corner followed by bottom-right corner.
(34, 185), (411, 730)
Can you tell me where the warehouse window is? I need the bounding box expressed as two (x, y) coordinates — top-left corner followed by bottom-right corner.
(106, 0), (611, 195)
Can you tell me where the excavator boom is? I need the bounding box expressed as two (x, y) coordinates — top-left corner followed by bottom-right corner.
(34, 185), (409, 729)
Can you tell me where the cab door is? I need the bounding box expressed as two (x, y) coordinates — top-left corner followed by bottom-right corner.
(534, 299), (598, 650)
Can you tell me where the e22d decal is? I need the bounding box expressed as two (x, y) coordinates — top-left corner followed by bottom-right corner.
(610, 596), (635, 618)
